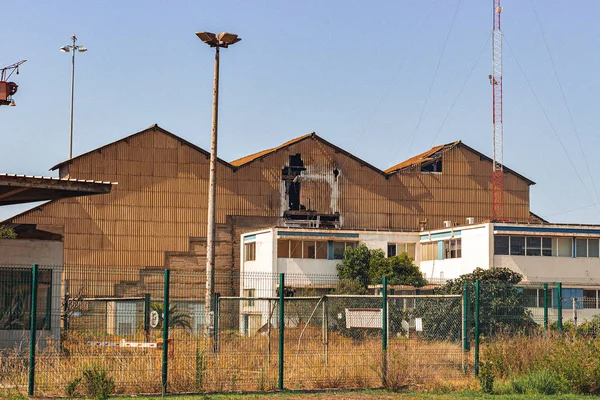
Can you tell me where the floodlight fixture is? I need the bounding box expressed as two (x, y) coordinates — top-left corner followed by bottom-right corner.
(217, 32), (241, 46)
(78, 47), (88, 52)
(196, 31), (218, 47)
(60, 46), (70, 52)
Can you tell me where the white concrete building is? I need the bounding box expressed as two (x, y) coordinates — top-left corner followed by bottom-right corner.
(240, 223), (600, 331)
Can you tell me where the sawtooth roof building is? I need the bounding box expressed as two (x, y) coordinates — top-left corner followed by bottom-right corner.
(4, 124), (539, 295)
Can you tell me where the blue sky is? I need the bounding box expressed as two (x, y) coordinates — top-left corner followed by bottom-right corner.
(2, 0), (600, 223)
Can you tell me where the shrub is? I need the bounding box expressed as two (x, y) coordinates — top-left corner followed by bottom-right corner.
(65, 377), (81, 397)
(510, 369), (561, 395)
(478, 360), (495, 393)
(81, 364), (115, 400)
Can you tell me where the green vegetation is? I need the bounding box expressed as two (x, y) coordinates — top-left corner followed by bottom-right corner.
(150, 302), (192, 331)
(0, 225), (17, 239)
(336, 244), (426, 290)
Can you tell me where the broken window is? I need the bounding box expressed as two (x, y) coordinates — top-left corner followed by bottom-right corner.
(281, 154), (306, 211)
(420, 159), (442, 173)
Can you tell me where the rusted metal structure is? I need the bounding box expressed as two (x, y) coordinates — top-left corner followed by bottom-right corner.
(6, 125), (533, 280)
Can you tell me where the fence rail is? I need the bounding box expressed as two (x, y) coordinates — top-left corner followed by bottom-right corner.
(0, 264), (596, 397)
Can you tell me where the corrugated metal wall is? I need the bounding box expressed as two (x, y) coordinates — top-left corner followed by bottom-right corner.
(14, 127), (531, 269)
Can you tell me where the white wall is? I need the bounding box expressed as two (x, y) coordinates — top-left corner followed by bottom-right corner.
(360, 232), (420, 262)
(277, 258), (338, 276)
(419, 225), (491, 280)
(496, 256), (600, 284)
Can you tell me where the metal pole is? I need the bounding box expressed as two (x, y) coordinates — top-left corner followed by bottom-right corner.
(144, 293), (151, 342)
(474, 280), (480, 377)
(205, 45), (220, 338)
(382, 276), (388, 386)
(278, 273), (285, 390)
(543, 284), (548, 331)
(462, 283), (469, 373)
(213, 293), (220, 353)
(162, 269), (170, 395)
(28, 264), (39, 397)
(557, 282), (563, 333)
(68, 35), (76, 159)
(573, 297), (578, 329)
(322, 296), (328, 365)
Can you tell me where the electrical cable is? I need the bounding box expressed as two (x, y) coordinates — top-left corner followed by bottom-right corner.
(503, 34), (600, 219)
(336, 0), (439, 175)
(429, 33), (491, 147)
(405, 0), (464, 155)
(530, 0), (600, 206)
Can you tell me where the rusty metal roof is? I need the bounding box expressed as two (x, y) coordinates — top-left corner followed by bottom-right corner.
(385, 140), (535, 185)
(230, 133), (315, 167)
(384, 142), (456, 174)
(0, 173), (114, 206)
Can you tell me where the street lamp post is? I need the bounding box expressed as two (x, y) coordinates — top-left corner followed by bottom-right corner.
(60, 34), (88, 160)
(196, 31), (241, 338)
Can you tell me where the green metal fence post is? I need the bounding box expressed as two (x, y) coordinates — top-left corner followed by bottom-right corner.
(543, 284), (548, 331)
(144, 293), (151, 341)
(557, 282), (563, 333)
(162, 269), (170, 395)
(28, 264), (39, 397)
(474, 280), (480, 377)
(382, 276), (388, 386)
(462, 283), (469, 355)
(213, 293), (220, 353)
(278, 273), (285, 391)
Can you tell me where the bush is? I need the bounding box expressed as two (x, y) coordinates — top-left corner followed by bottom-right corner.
(510, 369), (561, 395)
(81, 364), (115, 400)
(478, 360), (495, 393)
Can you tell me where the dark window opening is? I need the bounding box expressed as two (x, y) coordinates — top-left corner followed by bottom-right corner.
(281, 154), (306, 211)
(420, 159), (442, 173)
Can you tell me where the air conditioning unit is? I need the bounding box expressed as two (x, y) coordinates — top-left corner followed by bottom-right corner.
(443, 220), (453, 228)
(466, 217), (475, 225)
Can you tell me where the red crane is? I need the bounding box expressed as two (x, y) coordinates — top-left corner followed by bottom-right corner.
(0, 60), (26, 106)
(490, 1), (504, 221)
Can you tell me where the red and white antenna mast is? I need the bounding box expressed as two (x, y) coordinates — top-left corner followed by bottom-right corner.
(490, 0), (504, 221)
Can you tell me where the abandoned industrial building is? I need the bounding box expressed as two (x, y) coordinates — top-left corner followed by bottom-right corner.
(3, 124), (537, 283)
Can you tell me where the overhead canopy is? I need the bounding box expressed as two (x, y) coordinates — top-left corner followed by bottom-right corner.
(0, 173), (114, 206)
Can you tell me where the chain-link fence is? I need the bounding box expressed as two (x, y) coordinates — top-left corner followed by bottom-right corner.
(4, 263), (598, 397)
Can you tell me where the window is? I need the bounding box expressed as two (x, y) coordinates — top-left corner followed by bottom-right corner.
(243, 289), (255, 307)
(557, 238), (572, 257)
(494, 236), (509, 255)
(445, 239), (462, 259)
(387, 243), (396, 257)
(420, 159), (442, 173)
(244, 242), (256, 261)
(332, 241), (356, 260)
(510, 236), (525, 255)
(421, 242), (436, 261)
(387, 243), (416, 259)
(495, 236), (572, 257)
(526, 237), (541, 256)
(277, 239), (329, 259)
(277, 239), (290, 258)
(576, 239), (587, 258)
(583, 290), (597, 309)
(576, 238), (600, 258)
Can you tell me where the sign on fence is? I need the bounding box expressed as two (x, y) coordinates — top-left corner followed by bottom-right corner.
(345, 308), (382, 329)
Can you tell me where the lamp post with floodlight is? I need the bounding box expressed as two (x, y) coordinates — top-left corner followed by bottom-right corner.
(60, 34), (87, 160)
(196, 31), (241, 338)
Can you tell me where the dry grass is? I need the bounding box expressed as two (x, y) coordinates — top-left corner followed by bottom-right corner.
(0, 328), (471, 397)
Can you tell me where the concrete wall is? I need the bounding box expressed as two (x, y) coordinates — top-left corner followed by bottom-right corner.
(496, 256), (600, 284)
(0, 238), (63, 266)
